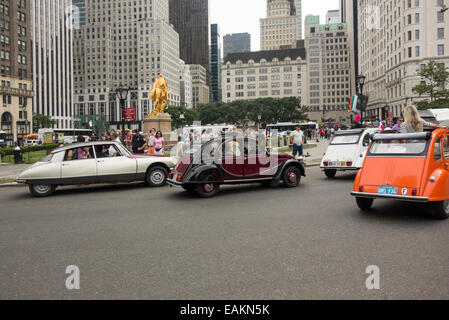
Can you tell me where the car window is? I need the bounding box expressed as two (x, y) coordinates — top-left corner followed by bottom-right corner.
(51, 151), (65, 163)
(444, 136), (449, 159)
(94, 144), (115, 158)
(362, 134), (371, 147)
(331, 134), (361, 145)
(245, 139), (259, 156)
(65, 146), (94, 161)
(434, 138), (442, 162)
(369, 139), (427, 155)
(105, 144), (123, 158)
(221, 139), (243, 157)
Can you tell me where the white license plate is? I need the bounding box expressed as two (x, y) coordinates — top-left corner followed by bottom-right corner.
(329, 161), (342, 167)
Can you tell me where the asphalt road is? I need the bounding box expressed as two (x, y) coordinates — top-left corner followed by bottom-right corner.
(0, 167), (448, 300)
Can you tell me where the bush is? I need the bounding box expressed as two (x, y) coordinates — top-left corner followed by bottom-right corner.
(0, 144), (59, 157)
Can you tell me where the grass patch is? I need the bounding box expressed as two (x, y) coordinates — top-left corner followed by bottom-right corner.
(277, 144), (317, 153)
(0, 178), (15, 184)
(1, 150), (48, 164)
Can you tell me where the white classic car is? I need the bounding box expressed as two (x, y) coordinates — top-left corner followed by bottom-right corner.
(16, 141), (177, 197)
(320, 128), (381, 178)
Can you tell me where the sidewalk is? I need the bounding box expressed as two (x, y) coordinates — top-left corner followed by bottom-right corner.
(0, 163), (30, 179)
(303, 139), (329, 166)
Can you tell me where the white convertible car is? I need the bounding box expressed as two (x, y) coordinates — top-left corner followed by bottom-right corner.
(320, 128), (380, 178)
(16, 141), (177, 197)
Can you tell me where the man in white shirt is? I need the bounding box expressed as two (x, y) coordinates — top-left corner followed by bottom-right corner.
(289, 126), (304, 159)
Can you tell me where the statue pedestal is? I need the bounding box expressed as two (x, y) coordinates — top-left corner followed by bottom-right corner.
(143, 113), (177, 151)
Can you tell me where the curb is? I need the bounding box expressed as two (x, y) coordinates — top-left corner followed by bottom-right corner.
(0, 182), (25, 188)
(304, 162), (321, 168)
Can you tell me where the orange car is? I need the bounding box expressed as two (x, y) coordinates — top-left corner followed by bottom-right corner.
(351, 129), (449, 219)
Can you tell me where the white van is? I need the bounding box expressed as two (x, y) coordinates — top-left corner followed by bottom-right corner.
(320, 128), (381, 178)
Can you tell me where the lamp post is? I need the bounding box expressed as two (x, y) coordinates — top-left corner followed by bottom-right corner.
(116, 85), (129, 141)
(180, 113), (185, 131)
(356, 74), (366, 125)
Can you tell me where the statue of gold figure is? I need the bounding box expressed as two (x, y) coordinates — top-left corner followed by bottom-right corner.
(148, 74), (170, 116)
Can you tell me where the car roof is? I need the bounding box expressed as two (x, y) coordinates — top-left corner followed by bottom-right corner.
(334, 128), (366, 136)
(52, 141), (119, 153)
(372, 132), (432, 141)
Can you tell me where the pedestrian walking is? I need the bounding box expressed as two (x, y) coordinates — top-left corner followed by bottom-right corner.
(289, 125), (304, 160)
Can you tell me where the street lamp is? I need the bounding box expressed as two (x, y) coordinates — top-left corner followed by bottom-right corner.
(180, 113), (185, 131)
(383, 104), (390, 122)
(356, 74), (366, 125)
(116, 85), (129, 140)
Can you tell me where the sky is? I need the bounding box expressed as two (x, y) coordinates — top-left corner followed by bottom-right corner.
(210, 0), (340, 53)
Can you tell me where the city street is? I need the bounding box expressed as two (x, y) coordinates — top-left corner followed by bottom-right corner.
(0, 167), (448, 300)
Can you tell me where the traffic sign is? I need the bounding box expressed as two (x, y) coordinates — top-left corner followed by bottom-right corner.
(124, 108), (135, 120)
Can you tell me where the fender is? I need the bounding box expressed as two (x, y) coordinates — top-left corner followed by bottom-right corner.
(273, 159), (306, 184)
(422, 168), (449, 202)
(184, 164), (224, 184)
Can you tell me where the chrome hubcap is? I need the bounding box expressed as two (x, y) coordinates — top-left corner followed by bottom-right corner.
(288, 171), (298, 183)
(203, 183), (214, 193)
(150, 170), (164, 184)
(35, 184), (51, 193)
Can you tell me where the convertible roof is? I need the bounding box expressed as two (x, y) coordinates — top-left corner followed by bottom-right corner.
(334, 129), (365, 136)
(372, 132), (432, 141)
(53, 141), (119, 152)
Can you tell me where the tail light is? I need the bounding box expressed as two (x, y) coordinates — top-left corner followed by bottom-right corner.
(168, 172), (173, 179)
(323, 161), (329, 167)
(411, 188), (418, 196)
(347, 162), (352, 167)
(177, 175), (182, 182)
(359, 186), (364, 192)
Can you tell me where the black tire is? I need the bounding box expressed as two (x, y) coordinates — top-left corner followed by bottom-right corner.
(195, 174), (220, 198)
(356, 197), (374, 211)
(145, 166), (168, 187)
(324, 169), (337, 178)
(29, 184), (56, 197)
(283, 166), (301, 188)
(431, 200), (449, 220)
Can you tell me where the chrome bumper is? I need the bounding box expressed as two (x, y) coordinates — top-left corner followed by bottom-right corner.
(351, 191), (429, 203)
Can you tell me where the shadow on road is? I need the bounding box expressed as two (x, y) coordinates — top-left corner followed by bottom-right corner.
(352, 200), (442, 223)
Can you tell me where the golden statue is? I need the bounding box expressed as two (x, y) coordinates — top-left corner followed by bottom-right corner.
(148, 74), (170, 116)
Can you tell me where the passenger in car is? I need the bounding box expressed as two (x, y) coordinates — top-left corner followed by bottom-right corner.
(401, 106), (443, 133)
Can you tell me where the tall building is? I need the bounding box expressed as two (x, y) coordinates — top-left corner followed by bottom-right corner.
(72, 0), (86, 28)
(222, 48), (308, 104)
(326, 10), (341, 24)
(189, 64), (209, 108)
(210, 24), (221, 102)
(358, 0), (449, 120)
(0, 0), (34, 146)
(305, 15), (353, 124)
(294, 0), (303, 39)
(73, 0), (181, 131)
(340, 0), (358, 102)
(223, 33), (251, 59)
(179, 60), (193, 108)
(169, 0), (210, 83)
(31, 0), (73, 129)
(260, 0), (300, 51)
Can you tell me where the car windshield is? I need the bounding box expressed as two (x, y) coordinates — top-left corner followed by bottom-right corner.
(369, 139), (428, 155)
(39, 154), (53, 162)
(330, 134), (361, 145)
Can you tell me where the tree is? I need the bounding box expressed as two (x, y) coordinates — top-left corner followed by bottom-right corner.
(412, 60), (449, 110)
(166, 105), (200, 128)
(33, 113), (56, 132)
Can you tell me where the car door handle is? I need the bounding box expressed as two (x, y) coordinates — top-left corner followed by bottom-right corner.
(97, 160), (105, 163)
(62, 163), (70, 167)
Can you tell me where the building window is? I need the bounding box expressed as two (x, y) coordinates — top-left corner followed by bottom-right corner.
(438, 28), (444, 39)
(438, 44), (445, 56)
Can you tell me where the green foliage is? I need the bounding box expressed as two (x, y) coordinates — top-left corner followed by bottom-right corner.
(196, 97), (309, 127)
(0, 144), (59, 157)
(166, 105), (200, 128)
(412, 60), (449, 110)
(32, 113), (56, 132)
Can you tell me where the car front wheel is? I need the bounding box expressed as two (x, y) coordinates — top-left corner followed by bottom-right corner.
(356, 197), (374, 211)
(324, 169), (337, 178)
(195, 174), (220, 198)
(29, 184), (56, 197)
(145, 166), (168, 187)
(431, 200), (449, 220)
(283, 166), (301, 188)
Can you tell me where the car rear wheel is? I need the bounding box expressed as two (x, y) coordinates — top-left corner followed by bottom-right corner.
(324, 169), (337, 178)
(195, 174), (220, 198)
(145, 166), (167, 187)
(29, 184), (56, 197)
(283, 166), (301, 188)
(356, 197), (374, 211)
(431, 200), (449, 220)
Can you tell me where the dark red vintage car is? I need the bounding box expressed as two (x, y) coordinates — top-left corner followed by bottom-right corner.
(167, 135), (305, 198)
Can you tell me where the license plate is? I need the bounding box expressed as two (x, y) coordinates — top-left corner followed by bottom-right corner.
(378, 186), (398, 195)
(329, 161), (341, 167)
